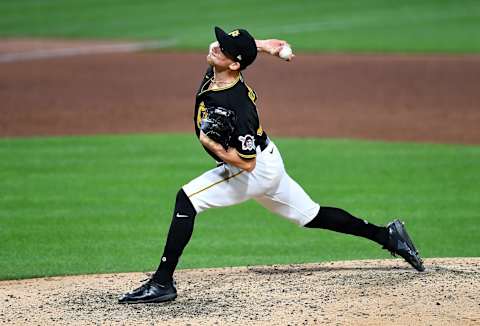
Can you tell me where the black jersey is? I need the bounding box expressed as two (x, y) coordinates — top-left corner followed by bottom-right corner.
(194, 66), (268, 162)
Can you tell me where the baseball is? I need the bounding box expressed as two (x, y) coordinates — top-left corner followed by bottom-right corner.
(279, 45), (292, 60)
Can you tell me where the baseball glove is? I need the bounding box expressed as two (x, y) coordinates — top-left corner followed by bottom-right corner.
(200, 106), (236, 150)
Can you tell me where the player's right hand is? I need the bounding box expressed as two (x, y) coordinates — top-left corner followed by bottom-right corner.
(256, 39), (293, 59)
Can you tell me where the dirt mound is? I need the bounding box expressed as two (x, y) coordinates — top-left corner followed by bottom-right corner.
(1, 258), (478, 325)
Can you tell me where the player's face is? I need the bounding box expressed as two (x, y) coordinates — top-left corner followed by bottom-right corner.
(207, 41), (235, 69)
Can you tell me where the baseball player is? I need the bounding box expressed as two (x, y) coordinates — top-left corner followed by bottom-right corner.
(119, 27), (425, 304)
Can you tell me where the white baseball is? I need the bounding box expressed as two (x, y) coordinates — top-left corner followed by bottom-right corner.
(279, 45), (292, 60)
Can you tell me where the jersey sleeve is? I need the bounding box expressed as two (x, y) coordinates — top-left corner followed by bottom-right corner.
(232, 107), (259, 159)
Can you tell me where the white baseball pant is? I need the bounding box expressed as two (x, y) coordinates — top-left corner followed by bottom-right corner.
(182, 140), (320, 226)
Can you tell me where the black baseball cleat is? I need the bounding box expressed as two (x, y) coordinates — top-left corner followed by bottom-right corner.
(383, 219), (425, 272)
(118, 278), (177, 304)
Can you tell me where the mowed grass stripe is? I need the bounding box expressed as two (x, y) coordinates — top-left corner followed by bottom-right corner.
(0, 134), (479, 280)
(0, 0), (479, 52)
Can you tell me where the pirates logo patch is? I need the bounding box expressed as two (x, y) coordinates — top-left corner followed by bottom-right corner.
(238, 134), (255, 151)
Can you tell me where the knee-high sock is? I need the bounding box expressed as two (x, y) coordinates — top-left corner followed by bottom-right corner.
(153, 189), (197, 284)
(304, 206), (388, 246)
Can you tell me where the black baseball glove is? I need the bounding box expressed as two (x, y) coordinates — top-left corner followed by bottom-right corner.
(200, 106), (236, 150)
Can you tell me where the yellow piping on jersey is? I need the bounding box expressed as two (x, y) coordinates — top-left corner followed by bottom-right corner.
(196, 101), (207, 128)
(257, 125), (263, 136)
(197, 74), (241, 96)
(238, 152), (256, 159)
(245, 83), (257, 105)
(187, 170), (244, 198)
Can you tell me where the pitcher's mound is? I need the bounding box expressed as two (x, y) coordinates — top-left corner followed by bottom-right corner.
(1, 258), (479, 325)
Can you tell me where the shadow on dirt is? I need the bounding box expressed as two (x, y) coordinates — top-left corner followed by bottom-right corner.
(247, 264), (413, 274)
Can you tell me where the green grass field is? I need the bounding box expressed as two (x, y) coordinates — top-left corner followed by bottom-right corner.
(1, 134), (479, 280)
(1, 0), (479, 53)
(1, 0), (479, 281)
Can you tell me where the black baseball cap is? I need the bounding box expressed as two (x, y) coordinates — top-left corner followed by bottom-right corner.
(214, 26), (257, 70)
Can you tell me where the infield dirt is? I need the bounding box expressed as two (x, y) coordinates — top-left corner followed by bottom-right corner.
(1, 39), (480, 144)
(1, 258), (479, 325)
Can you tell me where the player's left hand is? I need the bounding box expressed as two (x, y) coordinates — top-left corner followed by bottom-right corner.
(200, 106), (236, 150)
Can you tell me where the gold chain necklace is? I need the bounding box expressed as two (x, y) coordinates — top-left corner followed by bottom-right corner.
(211, 75), (237, 86)
(212, 79), (234, 86)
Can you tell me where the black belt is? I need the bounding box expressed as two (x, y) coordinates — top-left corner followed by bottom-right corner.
(259, 137), (271, 152)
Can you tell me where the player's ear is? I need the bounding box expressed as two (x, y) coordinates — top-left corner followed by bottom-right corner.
(229, 61), (241, 71)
